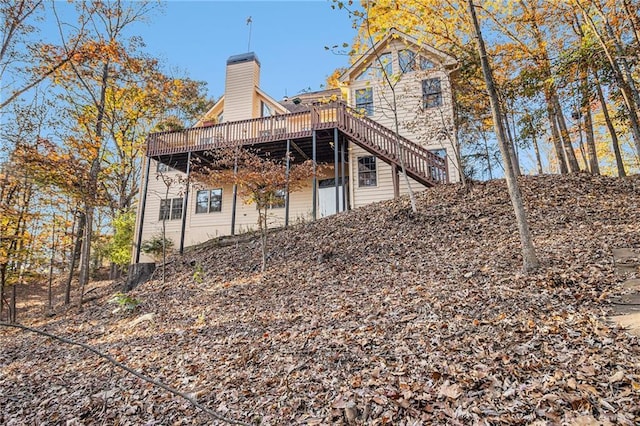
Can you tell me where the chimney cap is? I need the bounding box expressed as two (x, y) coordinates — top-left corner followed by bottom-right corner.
(226, 52), (260, 66)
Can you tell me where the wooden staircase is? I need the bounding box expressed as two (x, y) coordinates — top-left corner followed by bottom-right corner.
(335, 103), (448, 187)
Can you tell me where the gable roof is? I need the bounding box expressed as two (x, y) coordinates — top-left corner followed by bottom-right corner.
(339, 28), (457, 83)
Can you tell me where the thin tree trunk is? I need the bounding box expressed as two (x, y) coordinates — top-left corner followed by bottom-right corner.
(581, 75), (599, 174)
(65, 211), (84, 305)
(546, 100), (568, 174)
(47, 216), (57, 314)
(468, 0), (539, 273)
(578, 3), (640, 158)
(532, 132), (543, 175)
(594, 70), (626, 177)
(553, 94), (581, 172)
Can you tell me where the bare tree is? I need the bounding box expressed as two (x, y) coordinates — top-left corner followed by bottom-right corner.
(467, 0), (539, 272)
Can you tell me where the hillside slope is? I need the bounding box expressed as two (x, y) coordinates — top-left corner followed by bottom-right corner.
(2, 174), (640, 425)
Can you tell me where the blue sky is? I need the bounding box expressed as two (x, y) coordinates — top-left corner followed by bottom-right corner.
(134, 1), (356, 101)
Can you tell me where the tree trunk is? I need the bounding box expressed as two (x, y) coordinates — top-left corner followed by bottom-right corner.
(553, 94), (581, 172)
(78, 60), (110, 309)
(594, 70), (626, 177)
(545, 99), (568, 174)
(468, 0), (539, 272)
(65, 211), (84, 305)
(532, 131), (543, 175)
(579, 4), (640, 158)
(581, 75), (599, 175)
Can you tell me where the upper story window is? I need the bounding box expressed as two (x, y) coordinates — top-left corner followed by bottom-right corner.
(355, 88), (374, 116)
(400, 49), (436, 73)
(422, 78), (442, 109)
(399, 49), (416, 73)
(217, 112), (224, 123)
(196, 189), (222, 214)
(355, 65), (373, 81)
(376, 52), (393, 78)
(261, 101), (272, 117)
(358, 156), (377, 187)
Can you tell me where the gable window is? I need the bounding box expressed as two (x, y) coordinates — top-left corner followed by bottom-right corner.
(196, 189), (222, 214)
(420, 57), (435, 70)
(159, 198), (183, 221)
(217, 112), (224, 123)
(399, 49), (416, 73)
(422, 78), (442, 108)
(376, 52), (393, 78)
(358, 156), (377, 187)
(355, 88), (374, 116)
(355, 65), (373, 81)
(261, 101), (272, 118)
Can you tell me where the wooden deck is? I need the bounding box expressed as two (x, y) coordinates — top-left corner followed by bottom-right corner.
(146, 102), (449, 187)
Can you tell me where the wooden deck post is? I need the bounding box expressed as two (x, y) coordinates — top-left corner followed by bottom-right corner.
(134, 156), (151, 263)
(179, 152), (191, 254)
(231, 153), (238, 235)
(334, 128), (339, 214)
(312, 130), (317, 221)
(392, 164), (400, 199)
(285, 139), (291, 228)
(341, 137), (348, 211)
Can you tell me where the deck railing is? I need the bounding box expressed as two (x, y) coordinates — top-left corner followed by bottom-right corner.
(147, 103), (339, 156)
(147, 102), (448, 185)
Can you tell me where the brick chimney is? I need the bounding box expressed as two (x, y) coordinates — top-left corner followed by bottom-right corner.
(223, 52), (260, 122)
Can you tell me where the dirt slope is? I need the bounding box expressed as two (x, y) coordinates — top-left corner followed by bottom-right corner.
(2, 174), (640, 425)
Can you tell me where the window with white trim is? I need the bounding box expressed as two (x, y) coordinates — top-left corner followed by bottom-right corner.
(196, 189), (222, 214)
(355, 88), (374, 116)
(422, 78), (442, 108)
(358, 156), (377, 187)
(159, 198), (183, 221)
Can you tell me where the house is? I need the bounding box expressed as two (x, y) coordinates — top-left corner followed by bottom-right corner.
(132, 29), (459, 263)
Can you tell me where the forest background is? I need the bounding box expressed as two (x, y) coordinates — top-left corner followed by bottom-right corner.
(1, 0), (639, 320)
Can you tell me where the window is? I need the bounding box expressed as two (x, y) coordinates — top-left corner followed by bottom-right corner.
(257, 188), (286, 209)
(376, 52), (393, 78)
(400, 50), (435, 73)
(157, 162), (171, 173)
(355, 65), (373, 81)
(422, 78), (442, 108)
(217, 112), (224, 123)
(159, 198), (183, 221)
(196, 189), (222, 214)
(355, 88), (374, 116)
(171, 198), (183, 220)
(358, 156), (377, 187)
(420, 57), (435, 70)
(261, 101), (272, 118)
(399, 49), (416, 73)
(269, 189), (286, 209)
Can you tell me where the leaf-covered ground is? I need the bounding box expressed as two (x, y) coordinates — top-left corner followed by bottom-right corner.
(2, 174), (640, 425)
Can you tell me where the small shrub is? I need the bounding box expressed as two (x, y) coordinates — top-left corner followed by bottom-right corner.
(109, 293), (141, 311)
(141, 234), (174, 261)
(193, 262), (204, 283)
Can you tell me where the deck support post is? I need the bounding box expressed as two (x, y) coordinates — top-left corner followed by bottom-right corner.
(312, 130), (317, 221)
(285, 139), (291, 228)
(334, 128), (339, 214)
(134, 156), (151, 263)
(342, 138), (348, 211)
(231, 153), (238, 235)
(392, 164), (400, 199)
(179, 152), (191, 255)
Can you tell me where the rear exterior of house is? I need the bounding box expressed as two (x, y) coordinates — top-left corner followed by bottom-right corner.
(133, 30), (459, 263)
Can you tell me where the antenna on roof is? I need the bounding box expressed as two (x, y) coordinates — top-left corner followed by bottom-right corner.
(246, 16), (252, 52)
